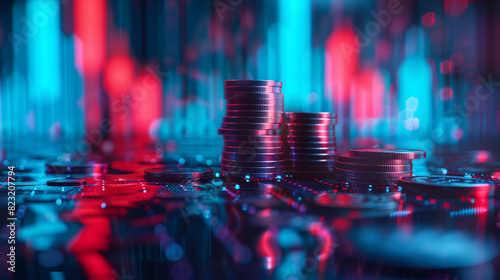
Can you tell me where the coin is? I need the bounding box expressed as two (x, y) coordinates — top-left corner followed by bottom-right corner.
(223, 139), (282, 146)
(226, 98), (284, 105)
(350, 149), (426, 160)
(221, 171), (282, 179)
(221, 165), (285, 174)
(283, 118), (334, 125)
(45, 161), (109, 175)
(218, 129), (279, 136)
(223, 116), (282, 124)
(222, 152), (284, 161)
(222, 135), (282, 142)
(335, 168), (412, 178)
(225, 93), (283, 100)
(337, 154), (412, 165)
(144, 167), (213, 181)
(226, 104), (284, 111)
(224, 86), (281, 93)
(221, 161), (284, 169)
(225, 110), (282, 118)
(221, 122), (280, 130)
(285, 165), (334, 172)
(281, 123), (333, 130)
(398, 175), (496, 198)
(284, 112), (333, 119)
(283, 129), (333, 137)
(336, 162), (412, 172)
(285, 146), (335, 152)
(290, 153), (336, 160)
(336, 175), (400, 185)
(223, 145), (282, 153)
(224, 80), (282, 87)
(47, 178), (87, 186)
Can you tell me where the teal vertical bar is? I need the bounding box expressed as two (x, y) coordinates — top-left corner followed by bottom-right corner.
(277, 0), (311, 112)
(26, 0), (61, 138)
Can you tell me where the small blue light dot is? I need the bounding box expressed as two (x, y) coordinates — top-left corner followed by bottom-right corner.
(196, 154), (203, 162)
(178, 158), (186, 165)
(242, 204), (248, 211)
(245, 175), (250, 179)
(222, 187), (226, 191)
(206, 160), (213, 166)
(101, 203), (107, 208)
(55, 199), (62, 206)
(235, 184), (240, 190)
(215, 172), (220, 178)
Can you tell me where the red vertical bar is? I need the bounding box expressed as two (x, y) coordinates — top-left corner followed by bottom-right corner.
(74, 0), (107, 134)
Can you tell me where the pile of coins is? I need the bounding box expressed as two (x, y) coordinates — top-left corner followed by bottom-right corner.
(336, 149), (426, 185)
(218, 80), (284, 179)
(281, 112), (337, 177)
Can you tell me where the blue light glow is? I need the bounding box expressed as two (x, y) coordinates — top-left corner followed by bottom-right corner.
(278, 0), (311, 111)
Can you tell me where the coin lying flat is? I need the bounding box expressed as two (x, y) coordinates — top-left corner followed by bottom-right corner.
(47, 178), (88, 186)
(221, 122), (280, 130)
(224, 80), (282, 87)
(350, 149), (426, 160)
(335, 168), (413, 178)
(144, 167), (213, 181)
(398, 175), (496, 198)
(218, 128), (279, 136)
(336, 162), (413, 172)
(337, 154), (412, 165)
(45, 161), (109, 175)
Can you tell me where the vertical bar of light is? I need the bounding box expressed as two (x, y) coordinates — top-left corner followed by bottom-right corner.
(26, 0), (61, 139)
(398, 26), (431, 141)
(74, 0), (106, 134)
(277, 0), (311, 112)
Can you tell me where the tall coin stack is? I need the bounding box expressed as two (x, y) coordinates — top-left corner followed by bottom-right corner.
(335, 148), (426, 185)
(282, 112), (337, 178)
(218, 80), (284, 179)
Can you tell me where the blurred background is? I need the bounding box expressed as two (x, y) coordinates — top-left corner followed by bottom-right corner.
(0, 0), (498, 160)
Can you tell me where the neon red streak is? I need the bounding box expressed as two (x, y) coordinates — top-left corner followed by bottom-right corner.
(131, 67), (162, 142)
(325, 24), (359, 103)
(74, 0), (107, 76)
(103, 55), (135, 97)
(353, 69), (384, 127)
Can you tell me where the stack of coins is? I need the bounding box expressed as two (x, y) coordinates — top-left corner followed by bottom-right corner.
(281, 112), (337, 177)
(218, 80), (284, 179)
(336, 149), (426, 185)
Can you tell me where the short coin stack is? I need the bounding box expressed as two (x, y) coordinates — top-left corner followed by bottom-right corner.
(281, 112), (337, 177)
(218, 80), (284, 179)
(336, 148), (426, 185)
